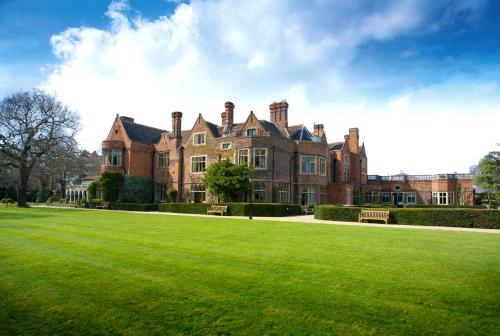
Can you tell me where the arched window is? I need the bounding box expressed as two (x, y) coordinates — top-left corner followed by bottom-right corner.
(301, 186), (315, 206)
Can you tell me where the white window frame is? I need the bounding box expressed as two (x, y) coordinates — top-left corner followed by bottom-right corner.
(432, 192), (452, 205)
(193, 132), (206, 146)
(221, 142), (231, 150)
(253, 148), (267, 170)
(276, 183), (290, 203)
(381, 192), (390, 203)
(190, 184), (206, 203)
(237, 149), (249, 166)
(300, 155), (316, 175)
(407, 192), (417, 204)
(318, 156), (326, 176)
(191, 155), (207, 173)
(103, 149), (123, 167)
(246, 128), (257, 137)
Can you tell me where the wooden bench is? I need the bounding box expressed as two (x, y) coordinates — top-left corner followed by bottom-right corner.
(358, 209), (389, 224)
(207, 205), (228, 216)
(96, 202), (109, 210)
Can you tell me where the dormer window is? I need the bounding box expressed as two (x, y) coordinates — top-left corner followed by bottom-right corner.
(246, 128), (257, 137)
(193, 132), (206, 146)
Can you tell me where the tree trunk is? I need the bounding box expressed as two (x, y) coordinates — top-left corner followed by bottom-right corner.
(59, 171), (67, 200)
(17, 163), (30, 207)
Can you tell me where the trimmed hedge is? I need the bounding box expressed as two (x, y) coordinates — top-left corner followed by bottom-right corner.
(108, 202), (158, 212)
(222, 203), (302, 217)
(315, 205), (500, 229)
(158, 203), (211, 214)
(158, 202), (302, 217)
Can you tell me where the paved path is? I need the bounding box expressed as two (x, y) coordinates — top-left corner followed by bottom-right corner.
(33, 205), (500, 234)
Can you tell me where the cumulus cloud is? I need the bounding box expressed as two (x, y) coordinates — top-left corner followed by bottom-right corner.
(43, 0), (498, 174)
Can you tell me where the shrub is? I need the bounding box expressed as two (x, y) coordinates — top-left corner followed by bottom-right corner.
(87, 182), (97, 200)
(315, 205), (500, 229)
(36, 190), (52, 203)
(108, 202), (158, 212)
(166, 188), (178, 203)
(315, 206), (361, 222)
(122, 176), (153, 203)
(100, 172), (124, 202)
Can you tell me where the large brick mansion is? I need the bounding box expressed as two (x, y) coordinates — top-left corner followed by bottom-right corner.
(101, 100), (473, 206)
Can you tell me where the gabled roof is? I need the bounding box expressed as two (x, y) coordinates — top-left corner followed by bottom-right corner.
(329, 142), (344, 151)
(287, 125), (313, 141)
(121, 118), (165, 144)
(359, 142), (367, 157)
(260, 120), (283, 137)
(205, 121), (220, 138)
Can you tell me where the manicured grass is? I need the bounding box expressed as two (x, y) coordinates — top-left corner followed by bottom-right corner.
(0, 207), (499, 335)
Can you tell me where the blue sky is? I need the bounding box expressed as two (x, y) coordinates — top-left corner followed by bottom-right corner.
(1, 0), (499, 174)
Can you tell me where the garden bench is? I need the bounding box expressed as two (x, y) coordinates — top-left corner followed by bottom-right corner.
(358, 209), (389, 224)
(207, 205), (228, 216)
(96, 202), (109, 210)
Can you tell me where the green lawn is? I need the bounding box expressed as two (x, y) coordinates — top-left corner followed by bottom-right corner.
(1, 207), (499, 335)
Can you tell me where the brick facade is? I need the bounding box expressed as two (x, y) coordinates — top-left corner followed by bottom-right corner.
(101, 100), (474, 206)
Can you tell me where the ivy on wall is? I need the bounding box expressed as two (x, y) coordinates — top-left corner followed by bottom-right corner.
(100, 172), (124, 202)
(122, 175), (153, 203)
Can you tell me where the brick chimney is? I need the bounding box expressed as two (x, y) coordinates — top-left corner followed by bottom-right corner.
(348, 128), (359, 154)
(313, 123), (324, 138)
(269, 99), (288, 129)
(171, 111), (182, 138)
(223, 101), (234, 127)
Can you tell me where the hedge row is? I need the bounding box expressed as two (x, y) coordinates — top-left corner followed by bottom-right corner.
(158, 202), (302, 217)
(85, 202), (158, 212)
(315, 206), (500, 229)
(109, 202), (158, 211)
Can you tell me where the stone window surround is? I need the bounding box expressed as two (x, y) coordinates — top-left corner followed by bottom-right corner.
(221, 142), (231, 150)
(156, 151), (170, 168)
(103, 149), (123, 167)
(246, 128), (257, 137)
(253, 148), (267, 170)
(300, 155), (317, 175)
(432, 191), (454, 205)
(193, 132), (206, 146)
(191, 155), (207, 173)
(318, 156), (327, 176)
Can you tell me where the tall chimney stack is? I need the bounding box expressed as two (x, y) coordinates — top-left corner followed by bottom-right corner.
(171, 111), (182, 138)
(313, 123), (324, 138)
(348, 128), (359, 154)
(224, 101), (234, 126)
(269, 99), (288, 129)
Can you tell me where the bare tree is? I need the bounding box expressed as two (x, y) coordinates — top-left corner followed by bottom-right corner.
(0, 90), (79, 207)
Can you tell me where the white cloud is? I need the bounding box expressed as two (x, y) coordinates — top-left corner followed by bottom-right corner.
(42, 0), (498, 175)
